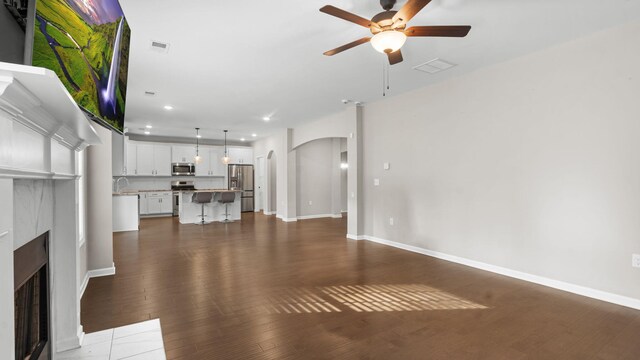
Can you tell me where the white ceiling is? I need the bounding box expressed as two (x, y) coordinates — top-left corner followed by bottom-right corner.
(119, 0), (640, 141)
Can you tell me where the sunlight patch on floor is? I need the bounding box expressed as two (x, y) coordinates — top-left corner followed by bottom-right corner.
(320, 284), (487, 312)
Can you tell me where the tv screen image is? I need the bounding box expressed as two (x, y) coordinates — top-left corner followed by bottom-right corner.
(32, 0), (130, 132)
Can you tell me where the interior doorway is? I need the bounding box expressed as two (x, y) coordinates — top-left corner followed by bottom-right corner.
(255, 156), (265, 212)
(266, 151), (277, 215)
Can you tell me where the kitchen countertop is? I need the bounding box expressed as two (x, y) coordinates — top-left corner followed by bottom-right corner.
(113, 189), (241, 196)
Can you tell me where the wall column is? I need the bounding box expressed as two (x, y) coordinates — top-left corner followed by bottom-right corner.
(347, 106), (364, 238)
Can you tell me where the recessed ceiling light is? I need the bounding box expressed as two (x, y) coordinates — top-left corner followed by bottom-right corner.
(144, 131), (150, 135)
(240, 138), (246, 142)
(262, 116), (270, 121)
(251, 133), (257, 137)
(145, 125), (152, 129)
(164, 105), (173, 110)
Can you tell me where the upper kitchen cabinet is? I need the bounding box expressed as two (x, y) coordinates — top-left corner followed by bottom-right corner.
(136, 143), (171, 176)
(172, 145), (196, 164)
(126, 140), (137, 175)
(195, 146), (226, 177)
(228, 147), (253, 165)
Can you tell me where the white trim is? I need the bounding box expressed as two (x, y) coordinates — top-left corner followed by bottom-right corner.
(87, 263), (116, 278)
(56, 334), (82, 353)
(263, 211), (275, 216)
(77, 325), (85, 347)
(79, 263), (116, 300)
(363, 235), (640, 311)
(297, 214), (342, 220)
(79, 272), (90, 299)
(282, 218), (298, 222)
(346, 234), (364, 240)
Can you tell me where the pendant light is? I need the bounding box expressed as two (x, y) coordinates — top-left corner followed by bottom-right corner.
(194, 128), (202, 164)
(221, 130), (231, 164)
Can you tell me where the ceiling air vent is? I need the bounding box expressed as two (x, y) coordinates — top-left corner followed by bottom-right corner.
(413, 58), (456, 74)
(150, 40), (170, 53)
(144, 91), (156, 96)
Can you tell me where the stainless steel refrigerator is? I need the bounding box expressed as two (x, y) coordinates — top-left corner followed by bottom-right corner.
(228, 164), (254, 212)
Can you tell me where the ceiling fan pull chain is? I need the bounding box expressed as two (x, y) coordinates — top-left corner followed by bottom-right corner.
(382, 61), (386, 97)
(387, 61), (390, 91)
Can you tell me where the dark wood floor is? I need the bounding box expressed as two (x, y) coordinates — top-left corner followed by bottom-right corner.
(82, 213), (640, 359)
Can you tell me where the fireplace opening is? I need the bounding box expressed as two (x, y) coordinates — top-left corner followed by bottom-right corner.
(14, 232), (50, 360)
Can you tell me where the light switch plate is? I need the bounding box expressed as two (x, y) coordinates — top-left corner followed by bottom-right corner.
(383, 163), (390, 170)
(633, 254), (640, 268)
(374, 178), (380, 186)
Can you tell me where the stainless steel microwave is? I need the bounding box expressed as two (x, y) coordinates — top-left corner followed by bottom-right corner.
(171, 163), (195, 176)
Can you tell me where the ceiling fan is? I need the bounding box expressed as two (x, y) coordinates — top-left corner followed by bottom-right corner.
(320, 0), (471, 65)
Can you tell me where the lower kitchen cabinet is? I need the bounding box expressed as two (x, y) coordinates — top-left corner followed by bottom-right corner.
(140, 192), (173, 216)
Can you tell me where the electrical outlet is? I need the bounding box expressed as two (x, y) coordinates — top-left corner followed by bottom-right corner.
(308, 200), (313, 206)
(389, 217), (394, 226)
(383, 162), (390, 170)
(633, 254), (640, 268)
(374, 178), (380, 186)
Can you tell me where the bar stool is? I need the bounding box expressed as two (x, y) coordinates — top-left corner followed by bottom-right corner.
(218, 192), (236, 223)
(192, 192), (213, 225)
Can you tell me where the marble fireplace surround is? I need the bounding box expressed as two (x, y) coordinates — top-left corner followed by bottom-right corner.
(10, 179), (85, 356)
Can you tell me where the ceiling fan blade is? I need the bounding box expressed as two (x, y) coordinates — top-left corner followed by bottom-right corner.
(387, 49), (403, 65)
(320, 5), (378, 29)
(392, 0), (432, 26)
(405, 25), (471, 37)
(323, 37), (371, 56)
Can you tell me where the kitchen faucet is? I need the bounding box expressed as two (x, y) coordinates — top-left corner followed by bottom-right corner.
(115, 177), (129, 193)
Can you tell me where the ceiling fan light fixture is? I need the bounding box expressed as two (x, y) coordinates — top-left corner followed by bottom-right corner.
(371, 30), (407, 54)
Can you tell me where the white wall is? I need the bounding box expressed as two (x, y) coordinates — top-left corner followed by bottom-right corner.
(296, 138), (334, 217)
(362, 21), (640, 301)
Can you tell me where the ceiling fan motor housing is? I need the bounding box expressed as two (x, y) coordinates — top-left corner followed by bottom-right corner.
(371, 11), (404, 34)
(380, 0), (397, 11)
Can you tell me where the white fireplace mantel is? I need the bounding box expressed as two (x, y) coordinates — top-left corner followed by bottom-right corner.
(0, 62), (101, 180)
(0, 62), (103, 359)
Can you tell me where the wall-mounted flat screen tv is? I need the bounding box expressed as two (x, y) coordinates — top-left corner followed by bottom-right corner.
(32, 0), (130, 133)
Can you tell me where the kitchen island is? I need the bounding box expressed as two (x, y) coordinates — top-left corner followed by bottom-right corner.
(179, 190), (242, 224)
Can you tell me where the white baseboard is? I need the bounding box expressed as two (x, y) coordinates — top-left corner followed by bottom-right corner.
(297, 214), (342, 220)
(282, 218), (298, 222)
(56, 333), (82, 353)
(80, 263), (116, 299)
(79, 272), (90, 299)
(263, 211), (275, 216)
(275, 214), (282, 219)
(77, 325), (85, 347)
(363, 235), (640, 311)
(346, 234), (365, 240)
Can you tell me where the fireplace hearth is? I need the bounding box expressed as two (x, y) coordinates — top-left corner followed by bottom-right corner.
(14, 232), (50, 360)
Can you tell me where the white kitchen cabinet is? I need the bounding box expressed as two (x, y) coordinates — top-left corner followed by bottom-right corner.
(228, 147), (253, 164)
(154, 145), (171, 176)
(139, 193), (148, 214)
(172, 145), (196, 163)
(195, 146), (226, 176)
(142, 191), (172, 215)
(210, 147), (226, 176)
(126, 140), (137, 175)
(136, 144), (171, 176)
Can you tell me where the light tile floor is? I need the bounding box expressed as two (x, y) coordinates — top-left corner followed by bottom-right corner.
(58, 319), (166, 360)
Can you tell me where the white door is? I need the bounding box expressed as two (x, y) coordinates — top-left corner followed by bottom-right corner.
(256, 156), (264, 211)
